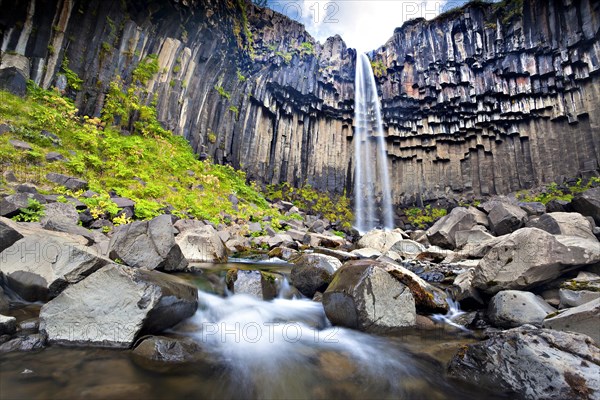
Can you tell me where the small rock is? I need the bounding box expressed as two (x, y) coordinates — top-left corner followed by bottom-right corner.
(15, 184), (37, 194)
(0, 124), (11, 135)
(40, 202), (79, 226)
(9, 139), (32, 151)
(46, 173), (88, 191)
(45, 151), (65, 162)
(0, 333), (46, 353)
(226, 269), (280, 300)
(290, 253), (342, 298)
(518, 202), (546, 216)
(176, 225), (228, 263)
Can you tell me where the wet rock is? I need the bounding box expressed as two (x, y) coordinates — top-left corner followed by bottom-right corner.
(0, 333), (46, 353)
(426, 207), (476, 249)
(0, 314), (17, 335)
(357, 229), (406, 253)
(175, 225), (227, 263)
(571, 187), (600, 225)
(1, 234), (111, 301)
(323, 260), (416, 332)
(39, 264), (198, 348)
(318, 351), (357, 381)
(40, 202), (79, 226)
(45, 173), (88, 191)
(472, 228), (600, 294)
(267, 246), (298, 261)
(0, 193), (46, 218)
(448, 325), (600, 399)
(18, 318), (39, 333)
(290, 253), (342, 298)
(226, 269), (280, 300)
(132, 336), (211, 371)
(488, 290), (555, 328)
(526, 212), (596, 241)
(487, 202), (528, 236)
(109, 215), (188, 271)
(378, 258), (448, 313)
(518, 202), (546, 216)
(543, 298), (600, 344)
(79, 383), (152, 400)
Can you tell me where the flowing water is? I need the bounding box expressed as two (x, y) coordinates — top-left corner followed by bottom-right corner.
(0, 261), (507, 400)
(353, 53), (394, 233)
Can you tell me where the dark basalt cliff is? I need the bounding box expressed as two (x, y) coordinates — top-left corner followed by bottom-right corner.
(1, 0), (599, 206)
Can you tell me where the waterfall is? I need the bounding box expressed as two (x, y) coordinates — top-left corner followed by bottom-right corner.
(353, 53), (394, 233)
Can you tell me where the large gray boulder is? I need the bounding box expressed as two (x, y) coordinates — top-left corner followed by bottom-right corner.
(0, 217), (24, 253)
(559, 271), (600, 308)
(488, 290), (555, 328)
(487, 202), (528, 236)
(109, 215), (188, 271)
(290, 253), (342, 298)
(323, 260), (416, 332)
(473, 228), (600, 294)
(526, 212), (596, 241)
(543, 298), (600, 344)
(0, 235), (111, 301)
(175, 225), (227, 263)
(39, 264), (198, 348)
(357, 229), (405, 253)
(426, 207), (476, 249)
(448, 325), (600, 399)
(571, 187), (600, 225)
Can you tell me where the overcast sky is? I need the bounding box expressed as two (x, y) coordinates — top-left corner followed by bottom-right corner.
(265, 0), (474, 52)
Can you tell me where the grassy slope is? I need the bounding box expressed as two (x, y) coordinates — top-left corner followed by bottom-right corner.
(0, 86), (279, 225)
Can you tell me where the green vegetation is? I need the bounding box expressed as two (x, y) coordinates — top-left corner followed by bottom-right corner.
(370, 60), (386, 79)
(276, 51), (293, 64)
(11, 198), (45, 222)
(214, 85), (231, 100)
(232, 0), (255, 59)
(266, 182), (353, 229)
(60, 57), (83, 91)
(405, 205), (447, 229)
(299, 42), (314, 56)
(0, 85), (281, 225)
(516, 178), (600, 204)
(132, 54), (159, 85)
(207, 131), (217, 144)
(236, 69), (247, 82)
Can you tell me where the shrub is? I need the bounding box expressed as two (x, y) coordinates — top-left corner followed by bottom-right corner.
(405, 205), (447, 229)
(12, 198), (45, 222)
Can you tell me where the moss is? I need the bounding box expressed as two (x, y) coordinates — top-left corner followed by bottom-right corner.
(560, 280), (600, 292)
(404, 205), (447, 229)
(370, 60), (386, 79)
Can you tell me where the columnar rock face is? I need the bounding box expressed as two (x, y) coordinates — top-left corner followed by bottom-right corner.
(1, 0), (599, 204)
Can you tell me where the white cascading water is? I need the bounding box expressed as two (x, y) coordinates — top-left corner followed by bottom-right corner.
(354, 53), (394, 233)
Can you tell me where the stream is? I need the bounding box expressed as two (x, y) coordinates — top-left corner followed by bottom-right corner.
(0, 260), (508, 400)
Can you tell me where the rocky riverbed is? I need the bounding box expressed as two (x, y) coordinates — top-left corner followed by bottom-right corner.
(1, 184), (600, 399)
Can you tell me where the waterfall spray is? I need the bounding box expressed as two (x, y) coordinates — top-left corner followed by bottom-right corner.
(353, 53), (394, 233)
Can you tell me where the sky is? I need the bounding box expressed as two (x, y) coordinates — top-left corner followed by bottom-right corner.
(264, 0), (473, 53)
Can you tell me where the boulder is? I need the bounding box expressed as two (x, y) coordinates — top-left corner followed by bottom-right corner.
(173, 219), (205, 233)
(323, 260), (416, 332)
(473, 228), (600, 294)
(448, 325), (600, 399)
(0, 193), (46, 218)
(545, 199), (573, 213)
(378, 259), (448, 312)
(0, 67), (27, 96)
(0, 217), (24, 253)
(39, 264), (198, 348)
(175, 226), (227, 263)
(454, 229), (495, 250)
(571, 187), (600, 225)
(290, 253), (342, 298)
(426, 207), (476, 249)
(313, 247), (358, 262)
(1, 234), (111, 301)
(357, 229), (406, 253)
(226, 269), (279, 300)
(108, 215), (188, 271)
(487, 202), (528, 236)
(451, 268), (483, 305)
(526, 212), (596, 241)
(303, 232), (345, 248)
(0, 315), (16, 335)
(543, 298), (600, 344)
(267, 246), (298, 261)
(467, 206), (489, 227)
(350, 248), (382, 259)
(518, 202), (546, 216)
(387, 239), (426, 259)
(39, 202), (79, 226)
(488, 290), (555, 328)
(265, 233), (295, 248)
(46, 173), (88, 191)
(42, 219), (109, 254)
